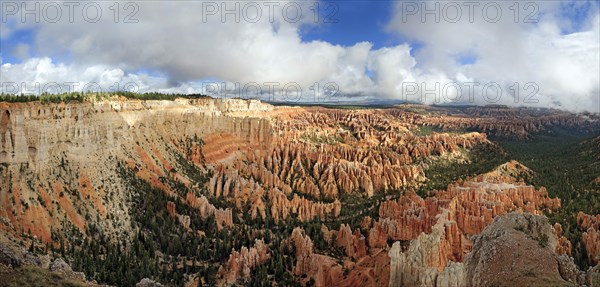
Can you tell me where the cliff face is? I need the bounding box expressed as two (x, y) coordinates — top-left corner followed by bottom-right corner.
(0, 98), (273, 243)
(0, 98), (272, 166)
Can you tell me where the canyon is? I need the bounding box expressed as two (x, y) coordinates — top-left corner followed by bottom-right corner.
(1, 96), (599, 286)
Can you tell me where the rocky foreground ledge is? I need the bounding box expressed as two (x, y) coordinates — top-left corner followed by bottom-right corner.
(0, 231), (166, 287)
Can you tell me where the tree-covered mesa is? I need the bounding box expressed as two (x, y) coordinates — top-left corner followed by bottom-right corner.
(0, 92), (209, 103)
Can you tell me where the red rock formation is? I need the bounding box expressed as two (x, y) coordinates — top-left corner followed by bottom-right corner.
(177, 214), (190, 229)
(334, 224), (367, 260)
(553, 223), (572, 256)
(368, 221), (388, 249)
(214, 208), (233, 230)
(360, 216), (373, 231)
(578, 212), (600, 265)
(235, 141), (424, 200)
(376, 191), (440, 241)
(166, 201), (176, 218)
(185, 192), (233, 229)
(374, 163), (561, 246)
(220, 239), (270, 284)
(207, 165), (342, 223)
(388, 211), (469, 287)
(228, 109), (491, 202)
(285, 226), (391, 287)
(268, 189), (341, 223)
(165, 201), (191, 229)
(379, 162), (563, 286)
(288, 228), (345, 286)
(289, 228), (316, 275)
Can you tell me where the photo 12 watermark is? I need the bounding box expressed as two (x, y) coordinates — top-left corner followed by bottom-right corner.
(201, 1), (339, 24)
(0, 1), (339, 24)
(201, 81), (340, 102)
(400, 1), (539, 24)
(400, 81), (540, 104)
(1, 1), (139, 23)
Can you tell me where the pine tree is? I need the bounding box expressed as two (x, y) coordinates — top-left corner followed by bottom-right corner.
(59, 237), (65, 257)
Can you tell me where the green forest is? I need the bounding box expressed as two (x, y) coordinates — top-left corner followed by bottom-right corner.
(499, 128), (600, 269)
(0, 92), (209, 103)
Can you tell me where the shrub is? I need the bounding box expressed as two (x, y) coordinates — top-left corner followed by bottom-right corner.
(538, 234), (549, 248)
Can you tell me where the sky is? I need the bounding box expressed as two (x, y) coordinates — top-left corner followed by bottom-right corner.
(0, 0), (599, 112)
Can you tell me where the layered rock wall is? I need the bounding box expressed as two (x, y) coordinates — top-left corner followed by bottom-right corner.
(0, 98), (271, 242)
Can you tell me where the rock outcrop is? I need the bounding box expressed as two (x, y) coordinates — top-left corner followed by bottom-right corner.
(268, 188), (341, 223)
(464, 212), (586, 287)
(0, 232), (97, 286)
(389, 212), (588, 287)
(385, 162), (569, 287)
(185, 193), (233, 230)
(287, 227), (390, 287)
(375, 161), (560, 247)
(388, 210), (468, 287)
(135, 278), (163, 287)
(578, 212), (600, 266)
(553, 223), (573, 256)
(165, 201), (191, 230)
(289, 227), (342, 286)
(49, 258), (73, 273)
(334, 224), (367, 260)
(221, 239), (270, 284)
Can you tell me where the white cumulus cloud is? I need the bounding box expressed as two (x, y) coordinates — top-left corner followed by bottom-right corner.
(0, 0), (598, 112)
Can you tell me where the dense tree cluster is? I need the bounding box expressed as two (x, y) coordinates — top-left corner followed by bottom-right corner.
(0, 92), (209, 103)
(499, 127), (600, 269)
